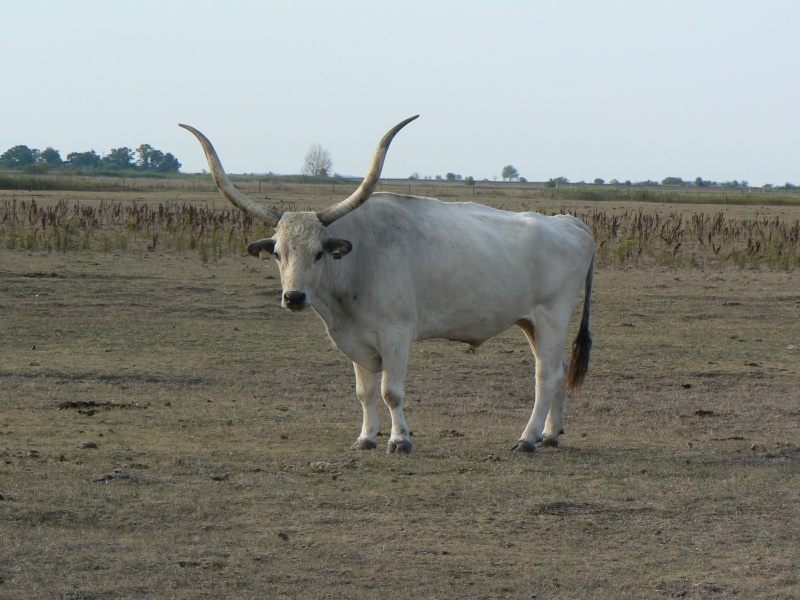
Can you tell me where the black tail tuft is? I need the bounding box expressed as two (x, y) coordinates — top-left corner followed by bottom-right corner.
(566, 324), (591, 392)
(566, 255), (594, 393)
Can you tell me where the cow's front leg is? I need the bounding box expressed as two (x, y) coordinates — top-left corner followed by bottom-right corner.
(352, 362), (380, 450)
(380, 336), (413, 454)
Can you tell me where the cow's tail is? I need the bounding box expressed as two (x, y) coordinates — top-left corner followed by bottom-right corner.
(566, 254), (594, 393)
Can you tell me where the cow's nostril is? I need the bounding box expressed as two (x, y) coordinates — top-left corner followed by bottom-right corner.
(284, 291), (306, 306)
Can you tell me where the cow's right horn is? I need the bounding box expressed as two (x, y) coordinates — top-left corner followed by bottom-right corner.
(316, 115), (418, 226)
(180, 124), (283, 227)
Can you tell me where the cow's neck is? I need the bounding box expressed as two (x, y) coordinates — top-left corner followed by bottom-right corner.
(309, 262), (382, 371)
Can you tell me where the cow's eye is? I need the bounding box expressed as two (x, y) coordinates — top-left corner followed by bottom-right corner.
(273, 251), (282, 261)
(314, 251), (324, 262)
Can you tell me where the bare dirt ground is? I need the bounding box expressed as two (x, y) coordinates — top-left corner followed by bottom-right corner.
(0, 205), (798, 598)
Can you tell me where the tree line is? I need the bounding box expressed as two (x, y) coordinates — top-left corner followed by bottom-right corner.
(574, 176), (797, 190)
(409, 167), (799, 190)
(0, 144), (181, 174)
(501, 170), (797, 190)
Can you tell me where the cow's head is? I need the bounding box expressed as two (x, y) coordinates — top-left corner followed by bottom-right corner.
(179, 116), (417, 311)
(245, 212), (353, 310)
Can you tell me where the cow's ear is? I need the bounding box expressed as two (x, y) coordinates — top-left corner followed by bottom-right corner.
(247, 238), (276, 258)
(323, 238), (353, 260)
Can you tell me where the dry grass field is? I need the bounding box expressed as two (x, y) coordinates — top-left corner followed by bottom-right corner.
(0, 185), (798, 599)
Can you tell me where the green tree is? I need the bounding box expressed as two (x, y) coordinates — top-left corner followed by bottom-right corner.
(147, 149), (165, 169)
(103, 147), (135, 169)
(0, 145), (37, 169)
(134, 145), (180, 172)
(39, 147), (63, 168)
(136, 144), (155, 169)
(66, 150), (101, 169)
(546, 176), (569, 187)
(152, 151), (181, 172)
(501, 165), (519, 181)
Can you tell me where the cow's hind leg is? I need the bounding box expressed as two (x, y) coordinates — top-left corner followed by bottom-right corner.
(515, 318), (568, 452)
(541, 356), (569, 447)
(352, 362), (380, 450)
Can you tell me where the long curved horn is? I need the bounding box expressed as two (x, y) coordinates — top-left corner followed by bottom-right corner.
(179, 124), (282, 227)
(316, 115), (418, 226)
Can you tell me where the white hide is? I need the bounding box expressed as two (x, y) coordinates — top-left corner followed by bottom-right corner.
(265, 193), (595, 453)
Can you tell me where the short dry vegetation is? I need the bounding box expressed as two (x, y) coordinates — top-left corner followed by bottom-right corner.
(2, 183), (799, 270)
(0, 184), (798, 599)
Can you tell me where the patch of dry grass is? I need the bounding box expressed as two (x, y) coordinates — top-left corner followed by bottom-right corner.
(0, 200), (798, 598)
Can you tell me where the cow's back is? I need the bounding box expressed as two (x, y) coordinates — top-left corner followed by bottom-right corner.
(324, 193), (595, 343)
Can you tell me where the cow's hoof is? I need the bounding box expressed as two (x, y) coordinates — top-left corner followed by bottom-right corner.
(541, 436), (559, 448)
(352, 438), (378, 450)
(387, 440), (413, 454)
(511, 440), (537, 453)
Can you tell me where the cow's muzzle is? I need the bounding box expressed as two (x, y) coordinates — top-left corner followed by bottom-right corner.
(283, 291), (308, 311)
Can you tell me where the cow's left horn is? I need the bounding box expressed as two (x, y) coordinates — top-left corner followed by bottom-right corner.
(179, 124), (283, 227)
(317, 115), (418, 226)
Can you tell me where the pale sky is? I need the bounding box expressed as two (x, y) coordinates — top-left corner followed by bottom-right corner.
(2, 1), (798, 186)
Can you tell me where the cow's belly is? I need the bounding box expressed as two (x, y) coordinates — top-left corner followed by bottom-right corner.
(414, 303), (524, 346)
